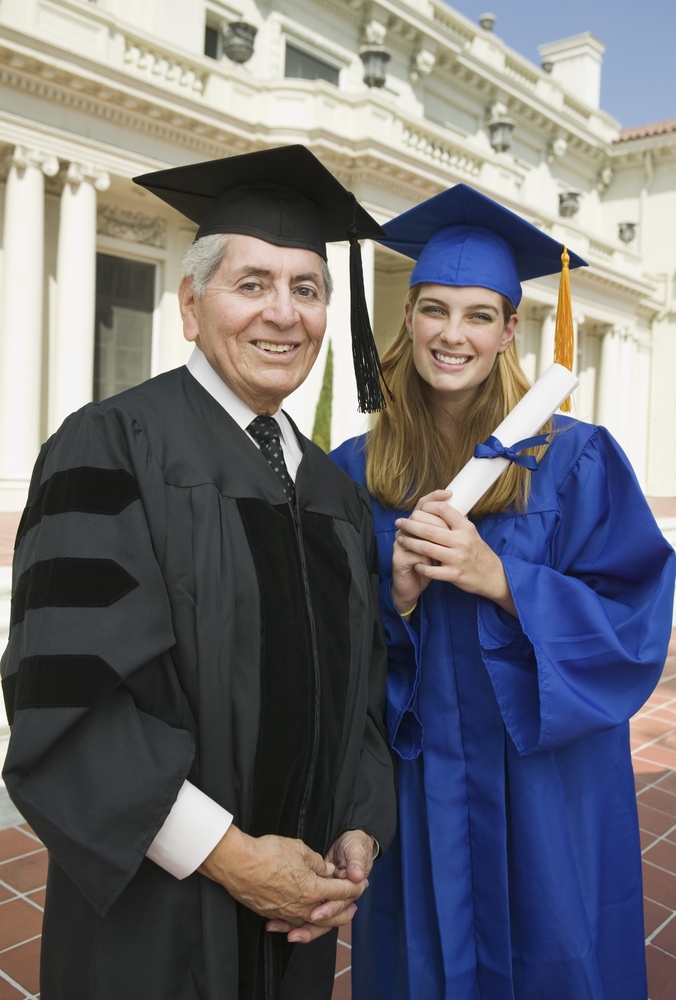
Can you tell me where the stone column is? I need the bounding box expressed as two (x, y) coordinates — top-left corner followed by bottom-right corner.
(537, 309), (555, 376)
(50, 162), (110, 433)
(0, 146), (59, 511)
(629, 334), (650, 488)
(597, 326), (620, 433)
(565, 313), (584, 416)
(615, 328), (637, 457)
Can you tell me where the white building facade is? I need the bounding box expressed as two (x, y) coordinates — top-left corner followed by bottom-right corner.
(0, 0), (674, 510)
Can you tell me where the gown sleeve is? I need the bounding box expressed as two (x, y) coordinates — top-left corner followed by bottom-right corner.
(329, 438), (427, 763)
(477, 425), (676, 755)
(0, 404), (195, 915)
(336, 486), (397, 853)
(378, 581), (428, 760)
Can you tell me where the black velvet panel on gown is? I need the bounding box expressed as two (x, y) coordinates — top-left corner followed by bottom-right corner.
(235, 499), (352, 1000)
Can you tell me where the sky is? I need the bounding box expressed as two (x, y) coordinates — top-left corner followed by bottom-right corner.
(446, 0), (676, 129)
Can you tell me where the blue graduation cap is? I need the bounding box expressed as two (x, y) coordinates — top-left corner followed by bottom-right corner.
(378, 183), (587, 309)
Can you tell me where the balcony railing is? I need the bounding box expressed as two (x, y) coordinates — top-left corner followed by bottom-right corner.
(401, 124), (482, 176)
(123, 39), (207, 95)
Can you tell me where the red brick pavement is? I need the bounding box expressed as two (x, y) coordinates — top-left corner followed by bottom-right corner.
(0, 824), (45, 998)
(0, 632), (674, 999)
(631, 630), (676, 1000)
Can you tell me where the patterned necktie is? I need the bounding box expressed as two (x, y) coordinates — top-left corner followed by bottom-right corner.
(247, 415), (295, 503)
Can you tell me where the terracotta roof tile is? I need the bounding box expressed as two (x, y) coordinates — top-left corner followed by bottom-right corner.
(617, 118), (676, 142)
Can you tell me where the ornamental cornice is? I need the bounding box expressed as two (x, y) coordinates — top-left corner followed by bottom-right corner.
(609, 132), (676, 166)
(0, 46), (244, 160)
(417, 57), (611, 164)
(97, 203), (168, 248)
(300, 0), (364, 30)
(0, 10), (616, 173)
(447, 56), (612, 160)
(357, 0), (619, 149)
(574, 262), (657, 301)
(357, 0), (466, 57)
(0, 33), (497, 181)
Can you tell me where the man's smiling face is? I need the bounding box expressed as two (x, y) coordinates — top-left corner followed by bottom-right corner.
(179, 233), (328, 414)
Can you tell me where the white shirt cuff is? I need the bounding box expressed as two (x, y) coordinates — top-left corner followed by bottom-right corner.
(146, 780), (233, 880)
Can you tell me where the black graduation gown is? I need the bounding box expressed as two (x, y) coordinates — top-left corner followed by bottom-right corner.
(0, 366), (396, 1000)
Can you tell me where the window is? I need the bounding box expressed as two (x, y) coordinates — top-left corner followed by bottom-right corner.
(94, 254), (155, 403)
(205, 24), (220, 60)
(284, 44), (339, 86)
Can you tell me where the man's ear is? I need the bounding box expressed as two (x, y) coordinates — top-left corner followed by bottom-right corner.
(179, 277), (200, 344)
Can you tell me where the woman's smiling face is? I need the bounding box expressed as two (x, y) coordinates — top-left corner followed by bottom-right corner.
(405, 283), (518, 414)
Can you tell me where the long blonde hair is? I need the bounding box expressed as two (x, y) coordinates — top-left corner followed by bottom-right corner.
(366, 285), (551, 518)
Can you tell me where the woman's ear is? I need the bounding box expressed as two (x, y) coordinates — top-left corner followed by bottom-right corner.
(404, 299), (414, 341)
(497, 311), (518, 353)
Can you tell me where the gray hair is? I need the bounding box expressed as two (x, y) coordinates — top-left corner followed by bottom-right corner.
(182, 233), (333, 303)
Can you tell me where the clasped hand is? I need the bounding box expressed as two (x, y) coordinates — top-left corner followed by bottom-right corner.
(391, 490), (517, 617)
(199, 825), (374, 945)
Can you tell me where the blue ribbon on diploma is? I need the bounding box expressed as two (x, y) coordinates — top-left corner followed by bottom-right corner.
(473, 433), (550, 470)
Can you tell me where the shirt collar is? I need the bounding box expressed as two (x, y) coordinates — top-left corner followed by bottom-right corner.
(186, 346), (298, 450)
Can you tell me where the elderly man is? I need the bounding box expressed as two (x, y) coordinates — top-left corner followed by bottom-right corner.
(1, 146), (396, 1000)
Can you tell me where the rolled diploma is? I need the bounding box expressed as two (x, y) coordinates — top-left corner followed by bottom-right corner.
(445, 363), (579, 516)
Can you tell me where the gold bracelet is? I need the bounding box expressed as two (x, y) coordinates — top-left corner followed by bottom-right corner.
(400, 601), (418, 618)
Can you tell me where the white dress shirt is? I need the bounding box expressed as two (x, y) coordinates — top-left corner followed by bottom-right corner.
(186, 345), (303, 478)
(147, 346), (304, 880)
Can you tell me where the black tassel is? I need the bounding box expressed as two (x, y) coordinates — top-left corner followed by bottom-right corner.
(348, 224), (391, 413)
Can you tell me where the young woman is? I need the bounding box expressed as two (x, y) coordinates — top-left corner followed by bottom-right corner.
(331, 185), (675, 1000)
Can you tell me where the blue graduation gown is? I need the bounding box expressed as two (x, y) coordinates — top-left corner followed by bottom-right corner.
(330, 418), (676, 1000)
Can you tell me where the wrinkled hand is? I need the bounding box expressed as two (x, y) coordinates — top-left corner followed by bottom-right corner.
(393, 490), (517, 617)
(266, 830), (376, 944)
(199, 825), (367, 933)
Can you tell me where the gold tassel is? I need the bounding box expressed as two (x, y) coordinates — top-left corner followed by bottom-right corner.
(553, 246), (574, 412)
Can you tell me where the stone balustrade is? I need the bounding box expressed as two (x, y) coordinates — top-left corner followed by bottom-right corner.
(400, 124), (482, 177)
(124, 38), (207, 94)
(503, 57), (539, 92)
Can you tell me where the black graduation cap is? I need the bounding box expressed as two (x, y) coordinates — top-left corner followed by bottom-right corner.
(134, 145), (389, 412)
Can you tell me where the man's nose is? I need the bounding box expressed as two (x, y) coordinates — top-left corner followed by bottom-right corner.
(261, 289), (300, 329)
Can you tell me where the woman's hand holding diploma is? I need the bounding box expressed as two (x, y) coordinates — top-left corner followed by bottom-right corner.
(392, 489), (517, 618)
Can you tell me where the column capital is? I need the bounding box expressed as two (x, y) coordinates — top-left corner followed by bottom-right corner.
(9, 145), (59, 177)
(65, 161), (111, 192)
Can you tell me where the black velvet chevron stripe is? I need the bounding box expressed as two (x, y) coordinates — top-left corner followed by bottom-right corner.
(10, 558), (140, 629)
(1, 674), (17, 728)
(16, 467), (140, 546)
(3, 655), (122, 725)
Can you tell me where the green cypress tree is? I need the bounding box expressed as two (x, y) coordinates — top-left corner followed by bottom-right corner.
(311, 341), (333, 453)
